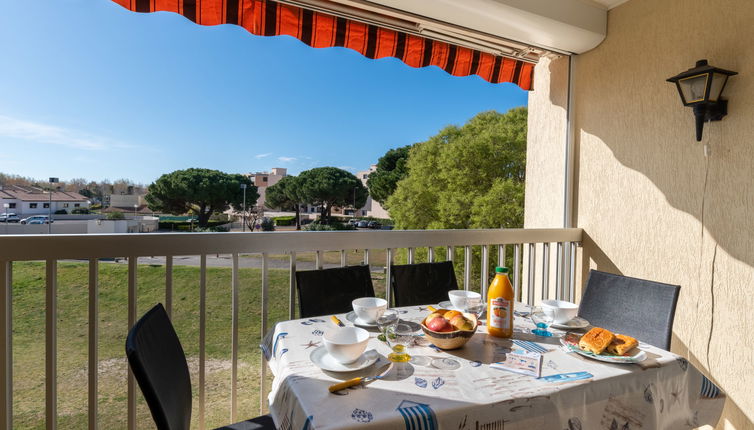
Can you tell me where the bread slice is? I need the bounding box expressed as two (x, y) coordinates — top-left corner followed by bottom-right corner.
(578, 327), (614, 355)
(606, 334), (638, 356)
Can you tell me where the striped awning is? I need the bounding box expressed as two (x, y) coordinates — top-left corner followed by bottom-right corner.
(111, 0), (535, 90)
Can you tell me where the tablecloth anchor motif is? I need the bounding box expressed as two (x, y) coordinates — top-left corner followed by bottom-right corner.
(397, 400), (437, 430)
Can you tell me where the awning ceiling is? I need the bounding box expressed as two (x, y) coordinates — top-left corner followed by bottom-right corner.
(111, 0), (535, 90)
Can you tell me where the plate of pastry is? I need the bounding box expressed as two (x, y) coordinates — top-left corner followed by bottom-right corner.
(561, 327), (646, 364)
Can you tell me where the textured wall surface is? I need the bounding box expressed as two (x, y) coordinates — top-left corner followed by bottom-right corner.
(527, 0), (754, 428)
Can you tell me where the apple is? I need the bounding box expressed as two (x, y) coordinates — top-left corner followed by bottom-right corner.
(425, 316), (450, 332)
(449, 315), (474, 331)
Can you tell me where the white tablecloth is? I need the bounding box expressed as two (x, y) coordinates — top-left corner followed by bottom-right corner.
(266, 304), (723, 429)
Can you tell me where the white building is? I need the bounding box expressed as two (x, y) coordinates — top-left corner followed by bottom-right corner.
(355, 165), (390, 219)
(0, 185), (90, 216)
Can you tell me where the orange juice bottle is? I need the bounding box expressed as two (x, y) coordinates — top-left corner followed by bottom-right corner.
(487, 266), (514, 338)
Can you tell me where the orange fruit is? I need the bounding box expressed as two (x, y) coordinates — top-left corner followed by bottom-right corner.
(443, 310), (462, 320)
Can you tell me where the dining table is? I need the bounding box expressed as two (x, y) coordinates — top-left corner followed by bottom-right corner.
(264, 303), (724, 429)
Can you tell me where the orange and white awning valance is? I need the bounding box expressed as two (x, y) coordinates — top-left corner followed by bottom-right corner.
(111, 0), (536, 90)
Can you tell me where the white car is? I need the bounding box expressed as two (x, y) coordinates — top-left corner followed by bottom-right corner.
(0, 213), (20, 223)
(20, 215), (52, 224)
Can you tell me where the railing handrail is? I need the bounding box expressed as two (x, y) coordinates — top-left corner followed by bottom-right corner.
(0, 228), (583, 261)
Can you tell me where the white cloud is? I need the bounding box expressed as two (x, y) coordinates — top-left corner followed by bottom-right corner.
(0, 115), (132, 151)
(255, 153), (272, 159)
(278, 156), (297, 162)
(338, 166), (355, 171)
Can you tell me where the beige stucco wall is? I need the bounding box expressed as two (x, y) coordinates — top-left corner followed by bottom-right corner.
(526, 0), (754, 428)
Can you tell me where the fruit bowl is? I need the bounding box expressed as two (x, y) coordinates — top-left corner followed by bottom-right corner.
(420, 309), (477, 350)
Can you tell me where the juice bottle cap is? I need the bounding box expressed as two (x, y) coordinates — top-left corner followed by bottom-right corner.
(495, 267), (509, 273)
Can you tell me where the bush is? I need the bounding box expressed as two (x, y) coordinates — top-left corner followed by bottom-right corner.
(260, 218), (275, 231)
(272, 216), (296, 226)
(54, 209), (68, 215)
(71, 208), (90, 214)
(106, 211), (125, 220)
(303, 221), (355, 231)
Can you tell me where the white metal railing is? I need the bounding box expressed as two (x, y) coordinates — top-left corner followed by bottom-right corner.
(0, 227), (582, 429)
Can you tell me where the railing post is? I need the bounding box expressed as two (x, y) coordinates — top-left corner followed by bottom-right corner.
(385, 249), (393, 306)
(446, 246), (453, 263)
(498, 244), (506, 268)
(463, 246), (471, 291)
(231, 253), (240, 423)
(315, 250), (323, 270)
(165, 255), (173, 319)
(569, 242), (577, 302)
(289, 252), (297, 320)
(340, 250), (347, 267)
(428, 247), (434, 263)
(363, 249), (369, 266)
(260, 253), (269, 414)
(0, 261), (11, 430)
(527, 243), (536, 305)
(481, 245), (489, 299)
(127, 257), (136, 430)
(199, 255), (207, 430)
(88, 259), (98, 430)
(513, 245), (521, 302)
(46, 259), (57, 430)
(407, 248), (415, 265)
(555, 243), (563, 301)
(541, 243), (550, 300)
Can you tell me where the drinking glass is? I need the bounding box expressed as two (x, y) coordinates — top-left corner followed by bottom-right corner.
(530, 307), (554, 337)
(463, 299), (485, 319)
(376, 309), (399, 336)
(386, 323), (414, 362)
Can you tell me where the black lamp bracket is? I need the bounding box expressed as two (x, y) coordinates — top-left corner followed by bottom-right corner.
(693, 99), (728, 141)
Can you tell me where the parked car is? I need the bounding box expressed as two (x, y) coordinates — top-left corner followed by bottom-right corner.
(20, 215), (52, 224)
(357, 220), (370, 228)
(0, 213), (20, 223)
(367, 221), (382, 229)
(348, 219), (360, 227)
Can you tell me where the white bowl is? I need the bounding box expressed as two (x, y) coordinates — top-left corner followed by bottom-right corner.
(541, 299), (579, 324)
(352, 297), (387, 323)
(448, 290), (482, 310)
(322, 327), (370, 364)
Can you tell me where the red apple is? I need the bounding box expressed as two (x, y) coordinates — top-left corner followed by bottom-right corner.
(425, 316), (449, 332)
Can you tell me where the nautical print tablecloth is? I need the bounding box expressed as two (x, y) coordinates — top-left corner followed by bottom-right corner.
(266, 304), (723, 429)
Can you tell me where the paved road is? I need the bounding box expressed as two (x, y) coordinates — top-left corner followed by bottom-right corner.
(101, 254), (385, 272)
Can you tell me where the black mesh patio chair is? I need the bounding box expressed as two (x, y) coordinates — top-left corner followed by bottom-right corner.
(390, 261), (459, 307)
(295, 265), (375, 318)
(126, 304), (275, 430)
(577, 270), (680, 350)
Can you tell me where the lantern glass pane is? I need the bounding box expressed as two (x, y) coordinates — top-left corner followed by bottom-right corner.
(679, 73), (709, 104)
(707, 73), (728, 102)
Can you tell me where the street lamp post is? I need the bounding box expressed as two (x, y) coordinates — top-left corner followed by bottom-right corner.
(48, 177), (58, 234)
(133, 204), (138, 217)
(240, 184), (248, 232)
(3, 203), (8, 235)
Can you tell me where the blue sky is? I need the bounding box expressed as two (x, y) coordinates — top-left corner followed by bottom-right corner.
(0, 0), (528, 185)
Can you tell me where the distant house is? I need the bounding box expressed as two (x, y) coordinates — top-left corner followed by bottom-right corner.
(0, 185), (90, 216)
(245, 167), (287, 209)
(355, 165), (389, 219)
(106, 193), (152, 214)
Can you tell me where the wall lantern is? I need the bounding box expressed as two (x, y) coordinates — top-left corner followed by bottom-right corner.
(667, 59), (737, 141)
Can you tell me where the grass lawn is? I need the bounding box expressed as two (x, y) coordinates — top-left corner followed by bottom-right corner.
(10, 261), (387, 429)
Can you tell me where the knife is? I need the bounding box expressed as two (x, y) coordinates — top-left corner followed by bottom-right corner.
(328, 362), (393, 393)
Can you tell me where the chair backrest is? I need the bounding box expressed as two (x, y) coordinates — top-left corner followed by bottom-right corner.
(126, 304), (192, 430)
(578, 270), (680, 350)
(295, 265), (376, 318)
(390, 261), (459, 307)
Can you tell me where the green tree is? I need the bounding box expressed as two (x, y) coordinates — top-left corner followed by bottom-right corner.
(297, 167), (368, 224)
(265, 176), (303, 230)
(367, 145), (411, 205)
(145, 168), (256, 227)
(387, 108), (527, 230)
